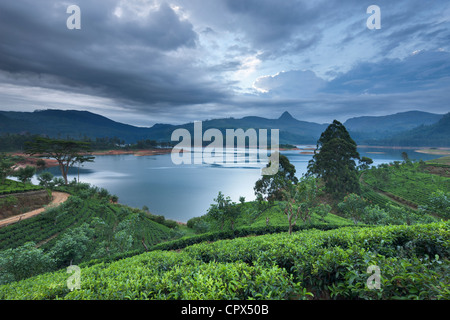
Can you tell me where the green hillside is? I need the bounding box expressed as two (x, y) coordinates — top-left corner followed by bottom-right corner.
(0, 178), (43, 195)
(0, 222), (448, 300)
(0, 182), (176, 285)
(0, 109), (152, 144)
(186, 199), (352, 234)
(1, 155), (449, 299)
(376, 112), (450, 147)
(0, 109), (447, 147)
(344, 110), (443, 140)
(361, 161), (450, 214)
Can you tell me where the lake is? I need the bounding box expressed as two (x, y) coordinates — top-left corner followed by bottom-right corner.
(33, 146), (439, 223)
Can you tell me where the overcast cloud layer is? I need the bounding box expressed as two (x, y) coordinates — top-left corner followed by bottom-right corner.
(0, 0), (449, 126)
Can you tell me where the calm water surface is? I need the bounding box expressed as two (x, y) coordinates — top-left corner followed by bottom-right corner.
(35, 146), (439, 223)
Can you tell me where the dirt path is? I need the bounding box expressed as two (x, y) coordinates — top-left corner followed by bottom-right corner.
(0, 191), (70, 228)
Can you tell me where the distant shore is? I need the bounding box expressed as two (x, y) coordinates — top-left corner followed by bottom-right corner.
(90, 148), (173, 157)
(10, 148), (173, 170)
(413, 148), (450, 156)
(358, 145), (431, 149)
(11, 153), (60, 170)
(358, 145), (450, 156)
(10, 145), (450, 170)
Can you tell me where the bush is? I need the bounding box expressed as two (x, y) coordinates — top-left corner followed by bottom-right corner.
(49, 224), (93, 268)
(362, 205), (390, 225)
(420, 190), (450, 219)
(1, 221), (448, 300)
(97, 188), (110, 201)
(13, 166), (36, 183)
(338, 193), (368, 224)
(0, 242), (55, 285)
(37, 172), (54, 189)
(187, 216), (211, 234)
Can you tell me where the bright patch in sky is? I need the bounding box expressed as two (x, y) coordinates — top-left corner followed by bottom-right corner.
(0, 0), (449, 125)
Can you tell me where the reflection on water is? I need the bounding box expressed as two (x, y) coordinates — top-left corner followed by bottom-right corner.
(33, 147), (439, 223)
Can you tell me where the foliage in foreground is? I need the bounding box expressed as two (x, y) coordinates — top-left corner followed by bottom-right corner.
(0, 182), (175, 285)
(0, 178), (43, 196)
(0, 222), (448, 300)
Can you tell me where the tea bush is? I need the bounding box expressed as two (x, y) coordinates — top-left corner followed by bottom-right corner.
(0, 179), (43, 195)
(1, 222), (448, 300)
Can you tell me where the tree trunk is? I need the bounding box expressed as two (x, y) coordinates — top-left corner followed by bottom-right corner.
(288, 215), (293, 235)
(58, 161), (68, 185)
(141, 237), (148, 252)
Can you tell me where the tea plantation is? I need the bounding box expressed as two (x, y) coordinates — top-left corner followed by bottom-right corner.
(0, 179), (43, 195)
(0, 222), (448, 300)
(0, 159), (449, 300)
(0, 182), (176, 285)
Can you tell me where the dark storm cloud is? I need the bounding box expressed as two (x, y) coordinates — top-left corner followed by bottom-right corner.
(0, 0), (230, 110)
(222, 0), (326, 59)
(326, 50), (450, 94)
(249, 50), (450, 123)
(0, 0), (449, 125)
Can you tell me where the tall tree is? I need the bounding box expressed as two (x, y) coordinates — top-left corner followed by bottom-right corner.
(307, 120), (361, 199)
(25, 137), (94, 185)
(254, 153), (298, 202)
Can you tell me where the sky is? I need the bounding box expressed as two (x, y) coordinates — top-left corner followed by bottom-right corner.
(0, 0), (449, 127)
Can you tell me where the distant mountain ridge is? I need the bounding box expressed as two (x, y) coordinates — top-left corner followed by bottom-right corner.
(376, 112), (450, 147)
(0, 109), (447, 146)
(343, 110), (444, 142)
(0, 109), (151, 143)
(138, 111), (329, 145)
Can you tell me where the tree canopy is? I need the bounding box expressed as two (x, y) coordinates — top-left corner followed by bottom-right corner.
(0, 153), (18, 183)
(206, 191), (239, 230)
(254, 153), (298, 202)
(25, 137), (94, 184)
(307, 120), (361, 199)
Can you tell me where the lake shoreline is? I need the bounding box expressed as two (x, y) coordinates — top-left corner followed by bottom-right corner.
(358, 145), (450, 156)
(10, 148), (174, 170)
(11, 145), (448, 172)
(16, 145), (444, 223)
(91, 148), (173, 157)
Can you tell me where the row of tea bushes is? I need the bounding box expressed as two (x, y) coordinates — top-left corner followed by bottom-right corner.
(0, 222), (448, 300)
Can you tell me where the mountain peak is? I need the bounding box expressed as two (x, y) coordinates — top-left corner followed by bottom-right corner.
(279, 111), (295, 121)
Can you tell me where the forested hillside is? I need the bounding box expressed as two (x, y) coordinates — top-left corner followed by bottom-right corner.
(0, 109), (447, 147)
